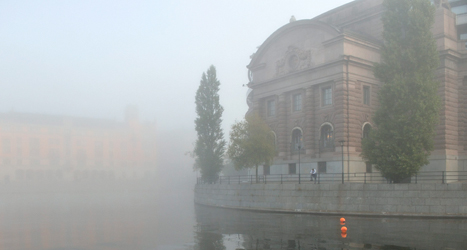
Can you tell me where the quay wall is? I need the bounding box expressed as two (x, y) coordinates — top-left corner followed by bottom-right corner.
(194, 183), (467, 217)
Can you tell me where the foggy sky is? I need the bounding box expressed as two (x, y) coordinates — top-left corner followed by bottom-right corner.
(1, 0), (353, 135)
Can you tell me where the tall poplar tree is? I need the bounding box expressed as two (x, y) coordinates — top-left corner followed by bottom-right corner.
(361, 0), (440, 182)
(194, 65), (225, 183)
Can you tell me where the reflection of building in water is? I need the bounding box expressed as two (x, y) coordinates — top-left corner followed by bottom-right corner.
(194, 204), (467, 250)
(0, 106), (156, 181)
(0, 186), (156, 249)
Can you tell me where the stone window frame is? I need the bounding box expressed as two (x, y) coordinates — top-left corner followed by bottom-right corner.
(363, 85), (371, 105)
(362, 122), (372, 139)
(291, 127), (304, 154)
(270, 131), (277, 151)
(320, 84), (333, 107)
(266, 99), (276, 117)
(319, 122), (334, 149)
(292, 93), (302, 112)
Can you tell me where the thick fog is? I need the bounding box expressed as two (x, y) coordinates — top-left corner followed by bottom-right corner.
(0, 0), (353, 249)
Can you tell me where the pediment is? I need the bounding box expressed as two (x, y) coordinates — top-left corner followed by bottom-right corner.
(248, 20), (341, 84)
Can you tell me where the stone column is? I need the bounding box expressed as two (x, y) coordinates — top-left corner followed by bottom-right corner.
(277, 93), (288, 158)
(305, 87), (314, 156)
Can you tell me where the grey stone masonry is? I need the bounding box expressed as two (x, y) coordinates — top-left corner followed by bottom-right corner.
(194, 183), (467, 217)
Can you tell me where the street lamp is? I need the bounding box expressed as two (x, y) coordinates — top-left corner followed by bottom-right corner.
(298, 135), (302, 184)
(339, 140), (345, 184)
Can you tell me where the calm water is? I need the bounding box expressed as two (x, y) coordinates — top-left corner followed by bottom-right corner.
(1, 181), (466, 250)
(194, 205), (467, 250)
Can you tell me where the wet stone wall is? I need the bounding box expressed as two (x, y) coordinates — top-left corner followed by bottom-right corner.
(194, 183), (467, 217)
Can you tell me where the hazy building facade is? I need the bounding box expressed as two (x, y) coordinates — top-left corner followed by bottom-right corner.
(246, 0), (467, 176)
(0, 107), (157, 181)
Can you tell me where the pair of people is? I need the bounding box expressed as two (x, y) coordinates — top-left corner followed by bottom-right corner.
(310, 168), (317, 183)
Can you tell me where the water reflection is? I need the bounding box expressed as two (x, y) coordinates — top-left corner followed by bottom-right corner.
(194, 204), (467, 250)
(2, 182), (466, 250)
(0, 181), (195, 250)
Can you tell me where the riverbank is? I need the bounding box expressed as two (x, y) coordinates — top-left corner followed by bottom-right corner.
(194, 182), (467, 218)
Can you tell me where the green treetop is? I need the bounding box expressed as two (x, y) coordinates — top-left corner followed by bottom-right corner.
(194, 65), (226, 183)
(227, 113), (276, 181)
(362, 0), (440, 182)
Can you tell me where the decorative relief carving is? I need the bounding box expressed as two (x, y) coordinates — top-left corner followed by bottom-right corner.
(276, 46), (311, 76)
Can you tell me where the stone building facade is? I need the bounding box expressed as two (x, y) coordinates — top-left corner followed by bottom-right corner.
(0, 107), (157, 181)
(246, 0), (467, 177)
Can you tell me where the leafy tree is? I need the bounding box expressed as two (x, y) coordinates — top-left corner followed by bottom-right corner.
(361, 0), (440, 182)
(194, 65), (225, 183)
(227, 113), (276, 182)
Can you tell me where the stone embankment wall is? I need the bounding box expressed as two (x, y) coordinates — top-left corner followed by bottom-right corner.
(194, 183), (467, 217)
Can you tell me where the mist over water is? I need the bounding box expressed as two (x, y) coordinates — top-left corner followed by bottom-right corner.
(0, 126), (466, 250)
(0, 128), (197, 250)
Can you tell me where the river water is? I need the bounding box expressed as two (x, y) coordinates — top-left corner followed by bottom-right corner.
(0, 180), (466, 250)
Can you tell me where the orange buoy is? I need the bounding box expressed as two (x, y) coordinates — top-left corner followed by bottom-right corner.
(341, 232), (347, 238)
(340, 218), (345, 223)
(341, 226), (347, 233)
(340, 222), (345, 225)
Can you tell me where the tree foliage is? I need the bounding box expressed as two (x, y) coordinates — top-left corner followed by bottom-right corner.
(361, 0), (440, 182)
(194, 65), (225, 183)
(227, 113), (276, 180)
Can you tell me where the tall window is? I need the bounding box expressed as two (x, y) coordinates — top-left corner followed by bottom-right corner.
(293, 94), (302, 111)
(322, 87), (332, 106)
(267, 100), (276, 117)
(363, 86), (370, 105)
(320, 125), (333, 148)
(270, 132), (277, 151)
(291, 129), (303, 151)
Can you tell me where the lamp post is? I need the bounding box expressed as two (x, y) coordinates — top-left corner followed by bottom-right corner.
(298, 136), (302, 184)
(339, 140), (345, 184)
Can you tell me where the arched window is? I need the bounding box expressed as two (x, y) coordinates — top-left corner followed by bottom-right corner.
(362, 123), (372, 139)
(291, 128), (303, 152)
(270, 131), (277, 151)
(320, 124), (334, 149)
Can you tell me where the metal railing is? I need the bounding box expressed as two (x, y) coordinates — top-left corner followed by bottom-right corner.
(197, 171), (467, 185)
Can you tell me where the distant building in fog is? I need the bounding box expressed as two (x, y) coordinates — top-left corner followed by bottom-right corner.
(0, 107), (157, 181)
(246, 0), (467, 177)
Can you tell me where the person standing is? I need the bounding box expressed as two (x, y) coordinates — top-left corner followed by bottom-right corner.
(310, 168), (317, 183)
